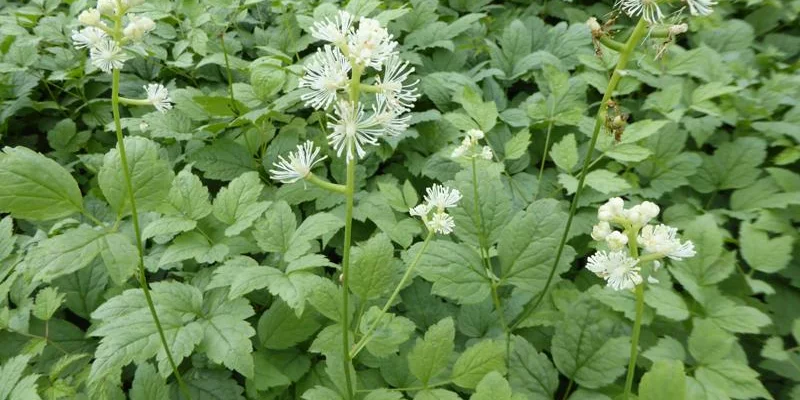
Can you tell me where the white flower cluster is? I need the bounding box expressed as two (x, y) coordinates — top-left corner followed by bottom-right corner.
(72, 1), (172, 114)
(72, 1), (156, 73)
(452, 129), (493, 160)
(409, 184), (461, 235)
(300, 10), (419, 161)
(269, 141), (328, 183)
(586, 197), (695, 291)
(615, 0), (717, 24)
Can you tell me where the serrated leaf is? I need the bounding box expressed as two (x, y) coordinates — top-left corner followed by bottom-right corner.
(98, 137), (174, 215)
(33, 287), (64, 321)
(198, 292), (256, 378)
(691, 137), (767, 192)
(99, 233), (138, 285)
(639, 360), (687, 400)
(207, 256), (282, 299)
(130, 363), (169, 400)
(350, 233), (398, 301)
(508, 335), (558, 399)
(451, 339), (506, 389)
(159, 231), (229, 266)
(457, 87), (498, 132)
(550, 134), (578, 172)
(408, 317), (455, 385)
(471, 371), (524, 400)
(504, 131), (531, 160)
(190, 139), (256, 181)
(645, 286), (690, 321)
(29, 226), (104, 283)
(689, 319), (735, 364)
(0, 355), (41, 400)
(212, 171), (270, 236)
(450, 161), (512, 247)
(164, 167), (212, 220)
(621, 120), (669, 143)
(412, 240), (490, 304)
(740, 223), (793, 273)
(695, 362), (771, 400)
(287, 212), (343, 261)
(0, 146), (83, 221)
(258, 300), (321, 350)
(360, 307), (416, 358)
(585, 169), (630, 194)
(253, 200), (296, 254)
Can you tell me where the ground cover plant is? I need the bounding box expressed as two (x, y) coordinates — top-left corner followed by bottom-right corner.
(0, 0), (798, 399)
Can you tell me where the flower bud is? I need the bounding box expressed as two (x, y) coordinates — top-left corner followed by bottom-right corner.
(97, 0), (116, 16)
(591, 221), (612, 241)
(598, 197), (624, 222)
(79, 9), (102, 26)
(587, 17), (602, 36)
(605, 231), (629, 250)
(668, 23), (688, 36)
(123, 15), (156, 41)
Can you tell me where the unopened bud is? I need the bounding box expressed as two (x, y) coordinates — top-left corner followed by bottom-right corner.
(78, 9), (101, 26)
(587, 17), (602, 36)
(668, 23), (689, 36)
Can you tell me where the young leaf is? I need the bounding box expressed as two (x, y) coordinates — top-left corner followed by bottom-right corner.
(407, 317), (455, 386)
(33, 287), (64, 321)
(164, 167), (213, 220)
(549, 134), (578, 172)
(504, 131), (531, 161)
(212, 171), (270, 236)
(639, 360), (687, 400)
(0, 146), (83, 221)
(456, 87), (498, 132)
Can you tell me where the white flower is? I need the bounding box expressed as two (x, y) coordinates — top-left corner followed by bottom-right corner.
(452, 137), (471, 158)
(685, 0), (716, 16)
(586, 250), (641, 290)
(78, 9), (102, 26)
(97, 0), (116, 15)
(409, 203), (431, 217)
(90, 38), (127, 73)
(625, 201), (658, 226)
(328, 100), (381, 161)
(376, 55), (418, 112)
(615, 0), (664, 24)
(480, 146), (493, 160)
(598, 197), (625, 222)
(348, 17), (397, 70)
(638, 224), (696, 260)
(372, 97), (410, 137)
(71, 27), (108, 49)
(144, 83), (172, 113)
(299, 45), (351, 110)
(269, 141), (328, 183)
(123, 15), (156, 41)
(427, 211), (455, 235)
(605, 231), (629, 251)
(467, 129), (485, 140)
(310, 10), (354, 45)
(424, 184), (461, 211)
(591, 221), (612, 241)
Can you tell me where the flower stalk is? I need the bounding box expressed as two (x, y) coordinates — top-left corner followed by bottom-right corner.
(510, 17), (649, 330)
(624, 230), (644, 399)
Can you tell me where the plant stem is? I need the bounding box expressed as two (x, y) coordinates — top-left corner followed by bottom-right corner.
(306, 173), (347, 194)
(624, 230), (643, 399)
(510, 18), (648, 330)
(110, 8), (190, 398)
(537, 109), (556, 187)
(350, 231), (434, 358)
(341, 157), (356, 400)
(219, 31), (239, 116)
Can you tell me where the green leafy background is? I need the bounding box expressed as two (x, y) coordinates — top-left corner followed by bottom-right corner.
(0, 0), (798, 399)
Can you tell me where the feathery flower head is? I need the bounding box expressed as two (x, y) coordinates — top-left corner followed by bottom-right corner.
(409, 184), (460, 235)
(586, 250), (642, 291)
(328, 100), (382, 161)
(348, 17), (397, 70)
(424, 184), (462, 211)
(123, 14), (156, 41)
(685, 0), (717, 16)
(144, 83), (172, 113)
(409, 203), (431, 218)
(376, 55), (419, 112)
(72, 26), (108, 50)
(615, 0), (664, 24)
(452, 129), (492, 160)
(427, 212), (456, 235)
(299, 45), (351, 110)
(372, 97), (410, 137)
(90, 38), (127, 73)
(310, 10), (354, 45)
(269, 141), (328, 184)
(638, 224), (696, 260)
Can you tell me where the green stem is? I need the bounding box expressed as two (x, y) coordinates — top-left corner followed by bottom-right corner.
(110, 9), (190, 399)
(219, 31), (239, 116)
(599, 35), (625, 52)
(341, 157), (356, 400)
(350, 231), (434, 358)
(624, 230), (643, 399)
(510, 18), (648, 330)
(118, 97), (151, 106)
(536, 108), (556, 187)
(306, 173), (347, 194)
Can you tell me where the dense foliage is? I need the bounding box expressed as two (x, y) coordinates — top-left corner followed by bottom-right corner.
(0, 0), (798, 399)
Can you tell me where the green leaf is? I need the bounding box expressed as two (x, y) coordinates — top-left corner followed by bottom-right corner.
(212, 171), (270, 236)
(643, 336), (686, 364)
(585, 169), (630, 194)
(412, 240), (490, 304)
(364, 389), (404, 400)
(703, 295), (771, 334)
(688, 319), (735, 364)
(645, 286), (690, 321)
(360, 307), (416, 358)
(349, 233), (398, 301)
(99, 233), (138, 285)
(508, 335), (558, 399)
(451, 339), (506, 389)
(0, 146), (83, 221)
(407, 317), (455, 385)
(605, 144), (652, 163)
(287, 212), (343, 261)
(551, 299), (629, 388)
(190, 139), (256, 181)
(0, 216), (14, 262)
(695, 362), (771, 400)
(740, 222), (793, 273)
(415, 389), (461, 400)
(159, 231), (229, 267)
(47, 118), (89, 153)
(302, 386), (343, 400)
(550, 134), (578, 172)
(29, 226), (104, 283)
(33, 287), (64, 321)
(207, 256), (282, 299)
(98, 137), (174, 215)
(621, 120), (669, 143)
(253, 200), (296, 254)
(504, 131), (531, 161)
(669, 215), (731, 300)
(471, 371), (524, 400)
(450, 161), (512, 247)
(639, 360), (687, 400)
(691, 137), (767, 192)
(198, 291), (256, 378)
(258, 300), (321, 350)
(457, 87), (498, 132)
(164, 167), (213, 220)
(498, 199), (576, 295)
(0, 355), (41, 400)
(130, 363), (169, 400)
